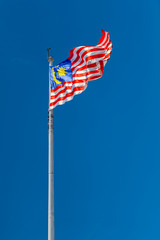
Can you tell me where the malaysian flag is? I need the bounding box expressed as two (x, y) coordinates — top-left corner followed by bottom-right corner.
(49, 29), (112, 109)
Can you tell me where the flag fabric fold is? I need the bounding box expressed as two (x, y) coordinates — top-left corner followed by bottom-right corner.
(49, 29), (112, 109)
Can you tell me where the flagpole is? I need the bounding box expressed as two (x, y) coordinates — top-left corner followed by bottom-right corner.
(48, 49), (55, 240)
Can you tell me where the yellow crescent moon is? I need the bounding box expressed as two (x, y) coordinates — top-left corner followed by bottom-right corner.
(52, 68), (61, 85)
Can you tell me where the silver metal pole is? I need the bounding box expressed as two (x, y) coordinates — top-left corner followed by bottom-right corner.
(48, 52), (55, 240)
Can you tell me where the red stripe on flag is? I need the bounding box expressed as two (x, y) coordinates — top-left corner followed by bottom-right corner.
(50, 87), (85, 106)
(50, 86), (85, 100)
(98, 29), (107, 45)
(72, 70), (100, 78)
(50, 80), (87, 93)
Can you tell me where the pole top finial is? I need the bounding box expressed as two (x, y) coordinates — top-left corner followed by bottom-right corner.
(47, 48), (54, 66)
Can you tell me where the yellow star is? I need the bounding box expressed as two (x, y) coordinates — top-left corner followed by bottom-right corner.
(58, 66), (66, 78)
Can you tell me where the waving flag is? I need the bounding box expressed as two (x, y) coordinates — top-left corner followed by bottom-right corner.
(49, 29), (112, 109)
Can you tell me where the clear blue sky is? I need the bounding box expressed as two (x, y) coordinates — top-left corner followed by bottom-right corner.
(1, 0), (160, 239)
